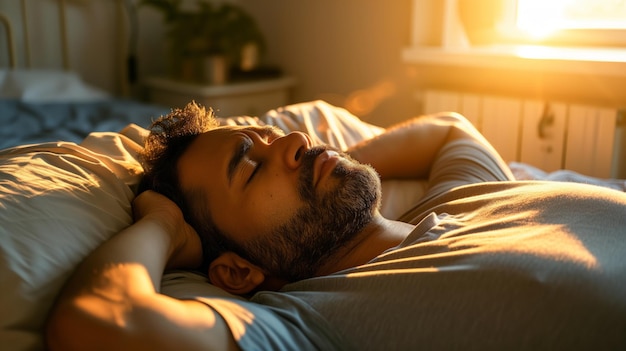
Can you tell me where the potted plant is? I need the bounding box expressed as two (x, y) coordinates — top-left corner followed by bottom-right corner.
(141, 0), (265, 84)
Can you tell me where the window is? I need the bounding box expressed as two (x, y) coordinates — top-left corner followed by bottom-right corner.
(517, 0), (626, 31)
(403, 0), (626, 75)
(499, 0), (626, 46)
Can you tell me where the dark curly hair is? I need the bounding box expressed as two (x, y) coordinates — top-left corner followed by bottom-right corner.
(138, 102), (235, 271)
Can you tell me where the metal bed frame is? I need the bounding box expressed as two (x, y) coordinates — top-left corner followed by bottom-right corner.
(0, 0), (131, 94)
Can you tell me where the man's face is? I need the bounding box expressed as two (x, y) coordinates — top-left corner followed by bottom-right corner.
(178, 125), (381, 281)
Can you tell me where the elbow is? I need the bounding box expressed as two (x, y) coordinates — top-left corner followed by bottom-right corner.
(45, 297), (129, 351)
(46, 299), (93, 351)
(46, 301), (79, 351)
(431, 112), (482, 141)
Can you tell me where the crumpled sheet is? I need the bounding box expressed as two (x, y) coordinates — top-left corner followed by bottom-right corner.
(509, 161), (626, 192)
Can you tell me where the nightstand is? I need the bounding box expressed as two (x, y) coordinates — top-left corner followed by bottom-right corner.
(144, 76), (296, 117)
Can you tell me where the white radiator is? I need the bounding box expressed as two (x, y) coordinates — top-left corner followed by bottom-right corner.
(422, 89), (626, 178)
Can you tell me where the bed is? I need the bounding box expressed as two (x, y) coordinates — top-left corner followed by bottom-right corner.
(2, 2), (626, 351)
(3, 96), (626, 350)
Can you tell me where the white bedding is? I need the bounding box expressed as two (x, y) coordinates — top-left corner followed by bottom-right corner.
(0, 99), (623, 351)
(0, 70), (170, 151)
(510, 161), (626, 192)
(0, 69), (110, 102)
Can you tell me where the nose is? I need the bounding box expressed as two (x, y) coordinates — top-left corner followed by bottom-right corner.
(271, 131), (311, 170)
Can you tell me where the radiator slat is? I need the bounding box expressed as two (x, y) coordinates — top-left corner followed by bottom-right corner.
(422, 90), (621, 178)
(459, 94), (481, 130)
(565, 106), (617, 178)
(520, 101), (567, 172)
(478, 96), (523, 164)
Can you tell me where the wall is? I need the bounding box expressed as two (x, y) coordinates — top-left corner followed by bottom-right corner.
(235, 0), (416, 127)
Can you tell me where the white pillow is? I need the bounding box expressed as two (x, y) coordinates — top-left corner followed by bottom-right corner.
(0, 126), (145, 351)
(220, 99), (386, 149)
(0, 69), (110, 102)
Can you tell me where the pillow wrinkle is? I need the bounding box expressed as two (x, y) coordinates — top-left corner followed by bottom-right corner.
(0, 130), (140, 351)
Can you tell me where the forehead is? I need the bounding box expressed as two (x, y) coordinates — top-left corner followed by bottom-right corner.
(185, 124), (278, 154)
(177, 126), (239, 187)
(176, 124), (283, 188)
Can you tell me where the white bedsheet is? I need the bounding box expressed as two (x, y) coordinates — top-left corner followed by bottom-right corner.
(510, 161), (625, 192)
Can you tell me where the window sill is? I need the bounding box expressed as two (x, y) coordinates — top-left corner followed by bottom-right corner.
(402, 45), (626, 78)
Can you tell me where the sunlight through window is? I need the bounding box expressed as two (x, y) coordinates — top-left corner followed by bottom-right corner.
(517, 0), (626, 39)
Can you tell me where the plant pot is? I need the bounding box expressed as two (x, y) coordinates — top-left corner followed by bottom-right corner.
(177, 56), (198, 82)
(201, 55), (229, 85)
(239, 43), (259, 71)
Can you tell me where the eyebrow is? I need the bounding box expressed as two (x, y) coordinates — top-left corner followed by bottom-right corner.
(227, 136), (252, 186)
(260, 125), (285, 137)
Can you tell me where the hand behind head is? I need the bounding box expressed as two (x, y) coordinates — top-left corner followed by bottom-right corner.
(133, 190), (203, 269)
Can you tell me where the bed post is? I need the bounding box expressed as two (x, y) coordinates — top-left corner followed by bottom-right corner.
(0, 12), (16, 68)
(57, 0), (70, 70)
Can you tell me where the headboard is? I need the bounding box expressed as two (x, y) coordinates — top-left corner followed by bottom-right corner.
(0, 0), (132, 95)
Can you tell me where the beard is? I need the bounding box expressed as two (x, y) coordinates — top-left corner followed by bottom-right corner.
(236, 145), (382, 282)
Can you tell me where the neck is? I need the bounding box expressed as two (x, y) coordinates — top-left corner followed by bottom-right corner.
(315, 213), (414, 276)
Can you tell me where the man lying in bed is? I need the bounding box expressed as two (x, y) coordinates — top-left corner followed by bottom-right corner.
(46, 102), (626, 350)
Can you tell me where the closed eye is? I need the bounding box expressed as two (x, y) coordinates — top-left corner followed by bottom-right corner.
(247, 161), (262, 184)
(228, 136), (253, 187)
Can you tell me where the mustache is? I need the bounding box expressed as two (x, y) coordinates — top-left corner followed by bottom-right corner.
(298, 145), (343, 201)
(301, 143), (345, 164)
(300, 145), (342, 169)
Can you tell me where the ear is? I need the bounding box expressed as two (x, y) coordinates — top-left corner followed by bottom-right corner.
(208, 252), (266, 295)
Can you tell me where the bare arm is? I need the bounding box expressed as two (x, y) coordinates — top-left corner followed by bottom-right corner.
(46, 191), (239, 351)
(347, 112), (506, 180)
